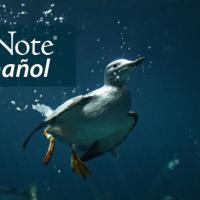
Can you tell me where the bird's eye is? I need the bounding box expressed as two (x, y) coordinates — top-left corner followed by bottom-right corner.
(113, 64), (118, 68)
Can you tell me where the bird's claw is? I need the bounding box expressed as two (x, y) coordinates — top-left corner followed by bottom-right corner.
(71, 151), (92, 179)
(42, 132), (55, 165)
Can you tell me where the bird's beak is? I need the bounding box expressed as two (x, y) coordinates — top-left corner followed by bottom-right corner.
(127, 57), (145, 69)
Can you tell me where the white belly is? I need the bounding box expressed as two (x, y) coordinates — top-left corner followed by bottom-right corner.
(46, 86), (131, 144)
(49, 115), (130, 144)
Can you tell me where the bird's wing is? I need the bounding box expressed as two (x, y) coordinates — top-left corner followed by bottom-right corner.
(81, 112), (138, 162)
(45, 94), (93, 122)
(23, 95), (93, 149)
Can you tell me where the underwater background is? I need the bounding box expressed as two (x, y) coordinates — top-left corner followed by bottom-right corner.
(0, 0), (199, 199)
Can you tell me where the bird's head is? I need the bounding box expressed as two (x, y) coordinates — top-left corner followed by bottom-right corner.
(104, 57), (145, 86)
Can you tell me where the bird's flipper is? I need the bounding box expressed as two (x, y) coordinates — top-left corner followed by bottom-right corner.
(45, 95), (93, 123)
(23, 95), (93, 150)
(111, 147), (119, 159)
(23, 121), (47, 150)
(81, 111), (138, 162)
(128, 111), (138, 128)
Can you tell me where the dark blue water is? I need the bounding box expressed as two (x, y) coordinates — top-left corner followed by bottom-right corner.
(0, 0), (199, 199)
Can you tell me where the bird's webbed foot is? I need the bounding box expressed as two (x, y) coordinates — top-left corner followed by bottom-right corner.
(42, 131), (56, 165)
(70, 145), (92, 179)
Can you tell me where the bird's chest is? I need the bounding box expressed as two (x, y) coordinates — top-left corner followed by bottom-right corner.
(52, 87), (131, 144)
(74, 88), (131, 142)
(83, 87), (131, 119)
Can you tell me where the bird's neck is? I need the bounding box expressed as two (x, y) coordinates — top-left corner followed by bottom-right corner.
(104, 82), (128, 91)
(104, 78), (127, 88)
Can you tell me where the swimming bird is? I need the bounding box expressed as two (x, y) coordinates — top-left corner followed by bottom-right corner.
(23, 57), (145, 178)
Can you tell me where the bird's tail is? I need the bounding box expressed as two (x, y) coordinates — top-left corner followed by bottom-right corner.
(32, 104), (53, 118)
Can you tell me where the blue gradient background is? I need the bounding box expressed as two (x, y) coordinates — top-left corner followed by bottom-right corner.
(0, 0), (199, 199)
